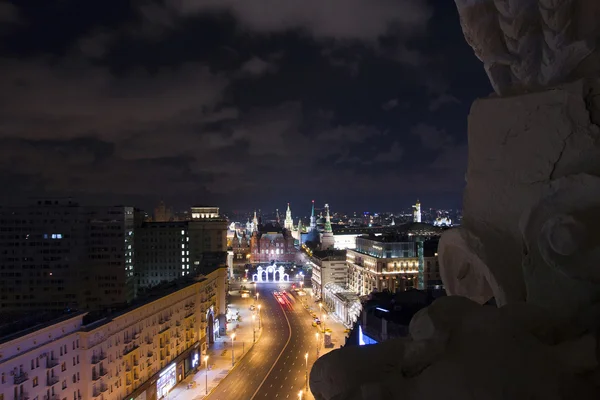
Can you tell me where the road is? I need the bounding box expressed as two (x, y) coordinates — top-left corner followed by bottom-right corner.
(205, 281), (318, 400)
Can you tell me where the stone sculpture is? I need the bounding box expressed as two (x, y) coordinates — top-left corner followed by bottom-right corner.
(455, 0), (600, 96)
(310, 1), (600, 399)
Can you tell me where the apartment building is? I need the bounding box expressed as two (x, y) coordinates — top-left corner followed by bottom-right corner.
(0, 267), (227, 400)
(0, 200), (139, 313)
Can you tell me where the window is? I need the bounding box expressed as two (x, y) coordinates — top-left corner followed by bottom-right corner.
(33, 376), (39, 387)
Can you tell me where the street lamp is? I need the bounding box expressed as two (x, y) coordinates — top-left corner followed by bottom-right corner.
(315, 332), (320, 357)
(298, 390), (303, 400)
(204, 355), (209, 395)
(304, 352), (308, 391)
(258, 304), (262, 329)
(231, 333), (236, 366)
(319, 302), (323, 332)
(256, 292), (260, 304)
(252, 314), (256, 343)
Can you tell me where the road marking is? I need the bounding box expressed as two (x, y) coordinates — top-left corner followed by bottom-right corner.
(250, 293), (293, 400)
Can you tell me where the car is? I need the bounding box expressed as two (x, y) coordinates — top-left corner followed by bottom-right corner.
(315, 320), (321, 325)
(249, 305), (256, 311)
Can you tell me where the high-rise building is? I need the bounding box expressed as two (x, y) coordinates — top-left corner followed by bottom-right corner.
(134, 207), (227, 290)
(0, 199), (140, 314)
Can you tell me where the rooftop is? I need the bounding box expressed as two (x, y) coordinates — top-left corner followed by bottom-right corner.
(0, 310), (86, 345)
(311, 249), (347, 261)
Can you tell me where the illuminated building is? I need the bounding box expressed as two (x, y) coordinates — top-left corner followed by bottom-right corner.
(231, 230), (251, 262)
(0, 267), (227, 400)
(0, 199), (139, 313)
(250, 223), (296, 263)
(346, 230), (441, 296)
(308, 249), (347, 299)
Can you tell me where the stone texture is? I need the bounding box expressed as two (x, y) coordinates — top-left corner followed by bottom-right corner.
(455, 0), (600, 95)
(310, 78), (600, 399)
(449, 77), (600, 309)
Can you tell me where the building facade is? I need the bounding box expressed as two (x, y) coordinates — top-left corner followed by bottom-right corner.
(346, 234), (442, 296)
(134, 207), (227, 291)
(308, 250), (347, 300)
(0, 200), (139, 314)
(347, 236), (420, 296)
(249, 224), (296, 264)
(0, 268), (227, 400)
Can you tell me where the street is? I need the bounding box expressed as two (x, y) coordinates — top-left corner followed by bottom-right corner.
(205, 281), (319, 400)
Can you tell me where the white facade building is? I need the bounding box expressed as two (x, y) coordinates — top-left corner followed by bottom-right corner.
(308, 250), (347, 300)
(0, 268), (227, 400)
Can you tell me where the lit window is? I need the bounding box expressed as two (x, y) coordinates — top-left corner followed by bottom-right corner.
(181, 244), (185, 249)
(181, 230), (185, 235)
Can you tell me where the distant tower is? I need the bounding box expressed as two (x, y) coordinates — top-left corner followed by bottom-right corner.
(245, 218), (252, 234)
(391, 216), (396, 226)
(321, 203), (335, 250)
(276, 208), (280, 224)
(284, 203), (294, 231)
(309, 200), (316, 231)
(252, 210), (259, 233)
(413, 200), (422, 223)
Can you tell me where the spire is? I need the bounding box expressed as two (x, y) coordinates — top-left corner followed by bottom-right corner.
(252, 210), (259, 232)
(309, 200), (316, 231)
(412, 199), (422, 223)
(324, 203), (333, 233)
(284, 202), (294, 231)
(276, 208), (280, 224)
(321, 203), (335, 250)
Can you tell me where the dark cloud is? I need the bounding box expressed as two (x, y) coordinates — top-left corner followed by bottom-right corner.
(411, 123), (454, 151)
(169, 0), (432, 41)
(429, 93), (461, 111)
(0, 1), (18, 24)
(239, 56), (278, 77)
(382, 99), (399, 111)
(0, 0), (484, 211)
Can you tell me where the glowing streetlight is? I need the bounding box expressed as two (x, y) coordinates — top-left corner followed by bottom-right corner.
(319, 302), (323, 332)
(204, 355), (209, 394)
(231, 333), (236, 366)
(304, 352), (309, 390)
(298, 390), (303, 399)
(252, 314), (256, 343)
(257, 304), (262, 329)
(315, 332), (320, 357)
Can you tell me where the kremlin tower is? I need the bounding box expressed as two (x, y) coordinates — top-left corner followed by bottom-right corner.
(320, 203), (335, 250)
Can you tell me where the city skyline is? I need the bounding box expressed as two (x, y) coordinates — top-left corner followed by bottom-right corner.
(0, 0), (488, 211)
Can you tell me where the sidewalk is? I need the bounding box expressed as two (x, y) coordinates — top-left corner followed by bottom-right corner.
(297, 292), (350, 356)
(166, 289), (262, 400)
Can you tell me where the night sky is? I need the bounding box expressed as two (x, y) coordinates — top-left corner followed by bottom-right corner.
(0, 0), (491, 213)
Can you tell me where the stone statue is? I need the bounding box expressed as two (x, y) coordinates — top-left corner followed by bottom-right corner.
(310, 1), (600, 399)
(455, 0), (600, 95)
